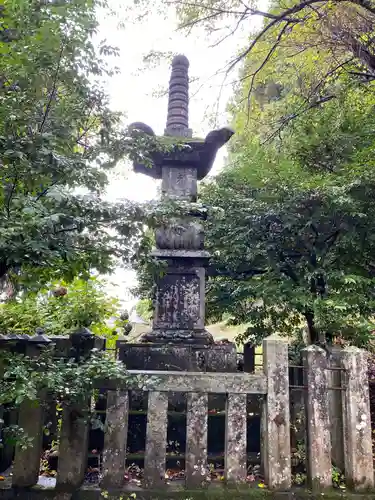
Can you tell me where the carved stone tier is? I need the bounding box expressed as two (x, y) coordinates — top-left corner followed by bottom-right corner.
(155, 218), (204, 250)
(130, 131), (234, 183)
(143, 249), (213, 345)
(165, 54), (192, 138)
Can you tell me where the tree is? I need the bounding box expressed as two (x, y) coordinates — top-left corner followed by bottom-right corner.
(145, 0), (375, 137)
(0, 0), (147, 293)
(189, 0), (375, 347)
(201, 165), (375, 347)
(0, 276), (119, 338)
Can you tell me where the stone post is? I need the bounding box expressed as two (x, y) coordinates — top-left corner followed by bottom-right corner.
(56, 330), (94, 490)
(12, 335), (52, 488)
(56, 404), (90, 490)
(327, 346), (344, 470)
(341, 346), (374, 490)
(101, 390), (129, 489)
(186, 392), (208, 488)
(225, 393), (247, 483)
(302, 345), (332, 490)
(262, 337), (291, 489)
(144, 391), (168, 488)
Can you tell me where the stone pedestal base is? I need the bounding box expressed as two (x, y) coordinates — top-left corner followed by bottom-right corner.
(117, 341), (238, 413)
(117, 341), (237, 372)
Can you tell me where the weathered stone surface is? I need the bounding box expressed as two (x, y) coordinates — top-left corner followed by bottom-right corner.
(56, 404), (89, 490)
(302, 346), (331, 490)
(262, 337), (291, 490)
(101, 390), (129, 489)
(165, 55), (191, 136)
(144, 391), (168, 488)
(341, 347), (374, 490)
(186, 392), (208, 488)
(155, 220), (204, 250)
(327, 346), (344, 470)
(12, 342), (47, 488)
(225, 394), (247, 483)
(117, 342), (237, 372)
(98, 370), (267, 395)
(159, 274), (199, 327)
(151, 250), (210, 259)
(161, 168), (197, 201)
(12, 397), (44, 487)
(152, 266), (204, 332)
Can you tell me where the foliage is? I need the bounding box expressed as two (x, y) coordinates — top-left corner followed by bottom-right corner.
(135, 298), (153, 322)
(0, 276), (119, 337)
(0, 0), (156, 293)
(0, 345), (128, 448)
(0, 347), (127, 422)
(201, 156), (375, 346)
(168, 0), (375, 128)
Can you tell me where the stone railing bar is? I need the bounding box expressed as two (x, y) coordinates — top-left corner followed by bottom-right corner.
(225, 393), (247, 483)
(262, 338), (291, 490)
(98, 371), (267, 394)
(186, 392), (208, 488)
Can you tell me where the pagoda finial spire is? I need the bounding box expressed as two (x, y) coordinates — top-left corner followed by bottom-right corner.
(165, 54), (192, 138)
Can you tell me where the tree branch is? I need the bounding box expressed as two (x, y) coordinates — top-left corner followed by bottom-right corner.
(39, 42), (65, 133)
(261, 95), (336, 144)
(5, 173), (18, 218)
(35, 177), (62, 202)
(173, 1), (301, 23)
(225, 0), (325, 74)
(242, 22), (291, 124)
(207, 265), (267, 279)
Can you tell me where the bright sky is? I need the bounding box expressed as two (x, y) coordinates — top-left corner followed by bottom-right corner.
(96, 1), (265, 306)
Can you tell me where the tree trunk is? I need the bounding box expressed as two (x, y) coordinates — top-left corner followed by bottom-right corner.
(304, 310), (319, 345)
(347, 33), (375, 75)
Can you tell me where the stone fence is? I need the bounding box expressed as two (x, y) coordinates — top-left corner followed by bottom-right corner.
(0, 337), (374, 497)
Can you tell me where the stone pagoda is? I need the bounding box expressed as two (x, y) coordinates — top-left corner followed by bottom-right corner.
(119, 55), (236, 372)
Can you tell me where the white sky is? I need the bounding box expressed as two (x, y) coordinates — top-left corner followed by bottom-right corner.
(96, 1), (265, 306)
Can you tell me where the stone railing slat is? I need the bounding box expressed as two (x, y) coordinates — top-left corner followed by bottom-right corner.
(225, 393), (247, 483)
(12, 394), (45, 488)
(186, 392), (208, 488)
(341, 347), (374, 490)
(101, 390), (129, 489)
(56, 403), (90, 490)
(303, 345), (332, 490)
(262, 337), (291, 489)
(144, 391), (168, 488)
